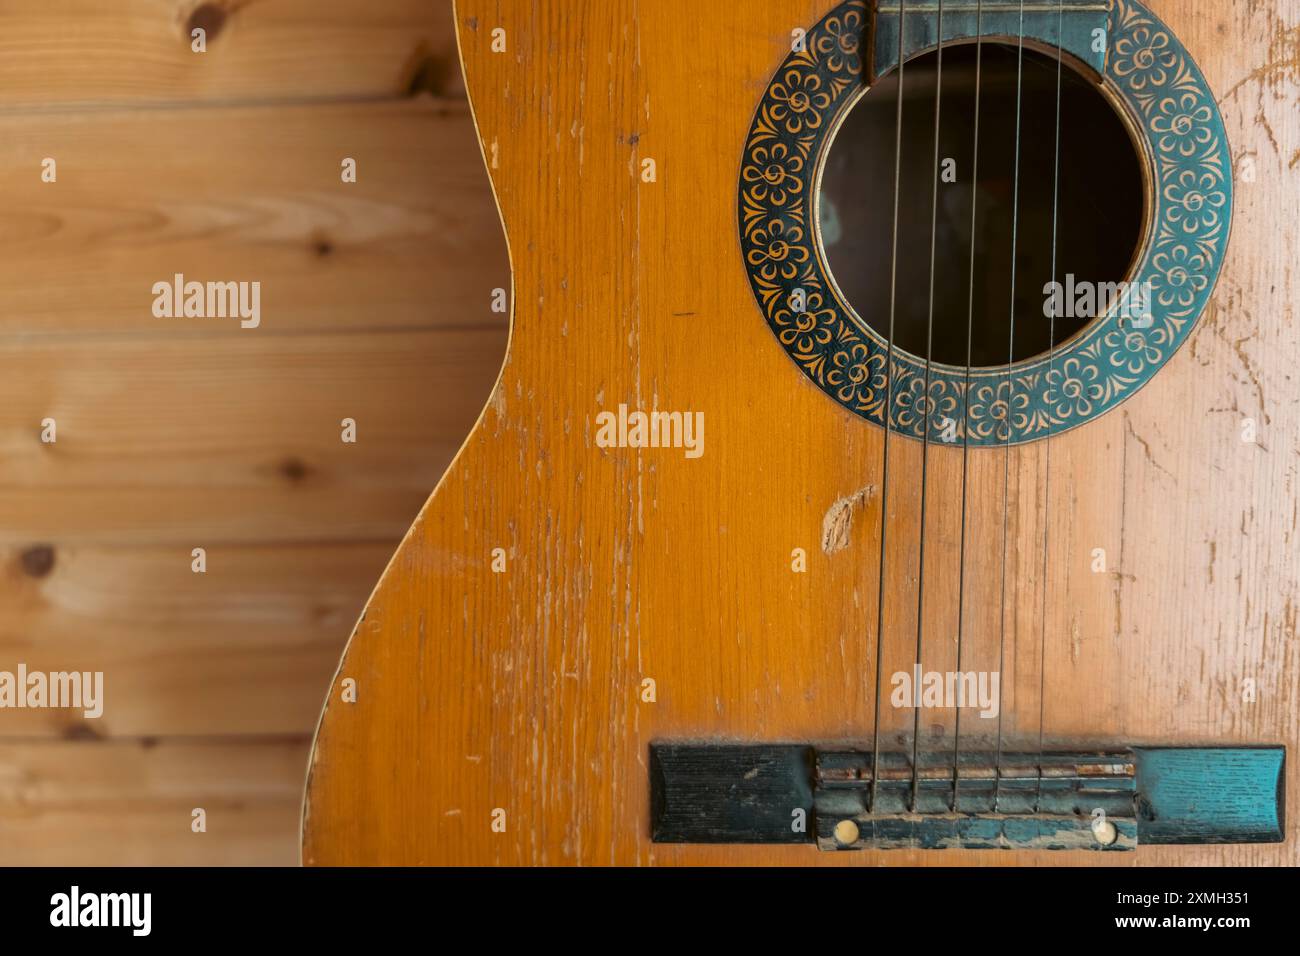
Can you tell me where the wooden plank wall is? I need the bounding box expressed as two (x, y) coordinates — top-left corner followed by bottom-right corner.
(0, 0), (507, 864)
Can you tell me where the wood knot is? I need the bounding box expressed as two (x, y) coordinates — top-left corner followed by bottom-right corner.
(405, 47), (458, 98)
(311, 235), (334, 258)
(279, 456), (311, 483)
(62, 722), (103, 742)
(19, 544), (56, 578)
(187, 3), (228, 42)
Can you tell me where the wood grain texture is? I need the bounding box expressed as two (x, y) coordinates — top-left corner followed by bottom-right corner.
(0, 739), (308, 866)
(0, 99), (506, 335)
(303, 0), (1300, 865)
(0, 0), (461, 109)
(0, 0), (510, 863)
(0, 330), (502, 545)
(0, 542), (393, 737)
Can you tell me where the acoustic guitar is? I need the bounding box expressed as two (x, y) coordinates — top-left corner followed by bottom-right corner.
(302, 0), (1296, 864)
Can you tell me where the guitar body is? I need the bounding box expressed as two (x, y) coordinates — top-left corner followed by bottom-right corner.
(303, 0), (1298, 865)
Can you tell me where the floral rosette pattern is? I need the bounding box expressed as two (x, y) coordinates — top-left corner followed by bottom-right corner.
(738, 0), (1230, 444)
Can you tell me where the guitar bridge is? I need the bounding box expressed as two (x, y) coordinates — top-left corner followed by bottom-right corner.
(649, 744), (1285, 850)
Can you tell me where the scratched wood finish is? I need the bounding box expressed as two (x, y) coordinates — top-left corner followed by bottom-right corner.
(303, 0), (1300, 865)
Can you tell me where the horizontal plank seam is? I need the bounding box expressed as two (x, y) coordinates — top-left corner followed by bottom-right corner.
(0, 321), (509, 346)
(0, 90), (468, 119)
(0, 733), (312, 746)
(0, 530), (427, 548)
(0, 536), (410, 553)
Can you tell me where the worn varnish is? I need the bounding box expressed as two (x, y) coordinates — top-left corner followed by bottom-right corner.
(303, 0), (1300, 864)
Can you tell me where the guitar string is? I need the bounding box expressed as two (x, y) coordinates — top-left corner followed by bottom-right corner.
(909, 0), (945, 814)
(993, 0), (1027, 813)
(870, 0), (908, 815)
(1035, 0), (1067, 816)
(951, 0), (984, 814)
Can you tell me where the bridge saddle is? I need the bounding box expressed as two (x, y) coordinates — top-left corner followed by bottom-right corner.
(649, 744), (1284, 850)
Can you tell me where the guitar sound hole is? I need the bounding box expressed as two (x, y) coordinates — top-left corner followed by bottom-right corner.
(819, 42), (1146, 369)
